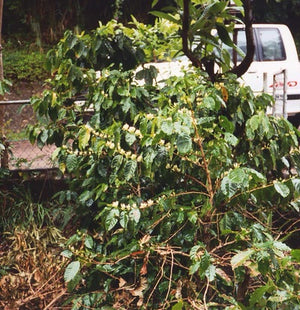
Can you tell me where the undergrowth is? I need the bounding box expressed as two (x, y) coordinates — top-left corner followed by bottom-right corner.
(3, 42), (50, 83)
(0, 182), (73, 309)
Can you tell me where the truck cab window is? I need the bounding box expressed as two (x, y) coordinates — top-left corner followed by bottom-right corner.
(224, 29), (257, 63)
(236, 29), (247, 62)
(257, 28), (286, 61)
(229, 28), (286, 63)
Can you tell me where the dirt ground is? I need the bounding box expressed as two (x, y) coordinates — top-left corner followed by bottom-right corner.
(1, 82), (57, 170)
(3, 81), (44, 131)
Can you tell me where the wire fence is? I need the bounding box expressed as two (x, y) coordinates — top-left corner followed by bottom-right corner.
(0, 100), (57, 171)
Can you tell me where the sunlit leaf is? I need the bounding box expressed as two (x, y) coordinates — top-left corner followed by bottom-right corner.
(150, 11), (180, 24)
(64, 261), (80, 282)
(205, 264), (216, 282)
(291, 249), (300, 262)
(78, 127), (91, 149)
(177, 133), (192, 154)
(172, 301), (183, 310)
(129, 208), (141, 224)
(124, 160), (137, 181)
(231, 248), (254, 269)
(66, 154), (78, 172)
(161, 120), (173, 135)
(105, 208), (120, 231)
(274, 182), (290, 198)
(84, 235), (94, 249)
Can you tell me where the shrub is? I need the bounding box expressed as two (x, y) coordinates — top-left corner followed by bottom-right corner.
(28, 19), (300, 309)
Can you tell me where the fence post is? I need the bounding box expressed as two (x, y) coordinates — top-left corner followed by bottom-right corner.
(0, 0), (7, 169)
(0, 136), (9, 168)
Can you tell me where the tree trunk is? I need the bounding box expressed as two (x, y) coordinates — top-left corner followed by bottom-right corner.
(230, 0), (255, 77)
(0, 0), (8, 168)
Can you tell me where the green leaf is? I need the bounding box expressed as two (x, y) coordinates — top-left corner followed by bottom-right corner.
(67, 274), (82, 292)
(84, 235), (94, 249)
(111, 155), (123, 170)
(64, 261), (80, 282)
(124, 160), (137, 181)
(228, 168), (249, 184)
(79, 190), (92, 205)
(231, 248), (254, 269)
(292, 178), (300, 193)
(105, 208), (120, 231)
(232, 0), (243, 5)
(199, 251), (211, 278)
(150, 11), (180, 24)
(151, 0), (159, 8)
(273, 241), (290, 252)
(208, 1), (227, 14)
(177, 133), (192, 154)
(129, 208), (141, 224)
(274, 182), (290, 198)
(39, 130), (48, 144)
(187, 211), (198, 224)
(219, 115), (234, 133)
(249, 283), (271, 307)
(61, 250), (73, 259)
(189, 261), (201, 275)
(161, 120), (173, 135)
(224, 132), (238, 146)
(220, 212), (245, 234)
(190, 244), (204, 261)
(66, 154), (78, 172)
(216, 24), (234, 47)
(205, 264), (216, 282)
(120, 211), (129, 228)
(78, 127), (91, 149)
(172, 301), (183, 310)
(202, 96), (216, 110)
(221, 168), (266, 199)
(220, 176), (238, 198)
(125, 132), (136, 146)
(121, 97), (132, 113)
(290, 200), (300, 212)
(291, 249), (300, 262)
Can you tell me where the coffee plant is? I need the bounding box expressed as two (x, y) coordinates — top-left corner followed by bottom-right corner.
(28, 8), (300, 310)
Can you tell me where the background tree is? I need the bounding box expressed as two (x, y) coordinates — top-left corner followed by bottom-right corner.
(253, 0), (300, 49)
(2, 0), (300, 51)
(0, 0), (9, 168)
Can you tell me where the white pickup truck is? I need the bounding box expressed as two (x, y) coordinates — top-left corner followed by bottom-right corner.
(234, 24), (300, 122)
(143, 24), (300, 126)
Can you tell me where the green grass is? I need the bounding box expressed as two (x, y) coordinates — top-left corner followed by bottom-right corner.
(3, 46), (50, 83)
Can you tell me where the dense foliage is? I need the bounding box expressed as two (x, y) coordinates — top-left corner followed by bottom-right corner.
(27, 9), (300, 308)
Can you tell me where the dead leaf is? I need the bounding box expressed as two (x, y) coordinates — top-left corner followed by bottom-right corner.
(140, 252), (149, 276)
(130, 277), (147, 297)
(118, 277), (127, 288)
(216, 268), (232, 284)
(140, 234), (151, 245)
